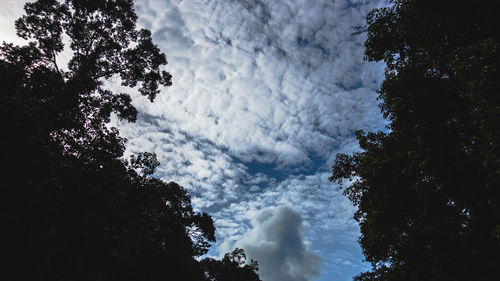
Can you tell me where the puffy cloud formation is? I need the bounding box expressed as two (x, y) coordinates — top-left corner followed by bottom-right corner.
(117, 0), (387, 208)
(114, 1), (388, 280)
(229, 206), (323, 281)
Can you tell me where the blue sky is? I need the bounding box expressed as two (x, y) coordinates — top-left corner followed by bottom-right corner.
(1, 0), (388, 280)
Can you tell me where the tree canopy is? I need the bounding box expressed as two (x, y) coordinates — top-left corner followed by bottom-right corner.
(201, 248), (261, 281)
(331, 1), (500, 280)
(1, 0), (259, 280)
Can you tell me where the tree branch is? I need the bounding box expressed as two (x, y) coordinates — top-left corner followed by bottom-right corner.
(52, 49), (61, 76)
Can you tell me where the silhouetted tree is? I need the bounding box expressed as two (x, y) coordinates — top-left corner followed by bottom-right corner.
(1, 1), (259, 281)
(330, 1), (500, 280)
(201, 248), (261, 281)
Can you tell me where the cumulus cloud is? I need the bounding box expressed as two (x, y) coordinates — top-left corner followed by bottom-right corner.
(126, 0), (386, 162)
(113, 0), (387, 207)
(225, 206), (323, 281)
(112, 1), (388, 279)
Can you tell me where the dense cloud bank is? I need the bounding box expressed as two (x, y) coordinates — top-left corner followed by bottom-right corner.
(115, 0), (387, 280)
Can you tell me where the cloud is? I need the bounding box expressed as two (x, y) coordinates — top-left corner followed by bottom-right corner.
(127, 0), (386, 163)
(109, 1), (387, 279)
(111, 0), (388, 209)
(0, 0), (28, 45)
(225, 206), (324, 281)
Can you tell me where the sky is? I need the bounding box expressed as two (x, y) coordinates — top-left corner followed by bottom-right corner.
(1, 0), (388, 280)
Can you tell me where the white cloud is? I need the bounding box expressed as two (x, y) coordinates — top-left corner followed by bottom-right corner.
(128, 0), (386, 161)
(114, 1), (388, 280)
(0, 0), (28, 45)
(225, 206), (324, 281)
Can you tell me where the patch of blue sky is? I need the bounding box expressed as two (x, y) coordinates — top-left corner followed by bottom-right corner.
(232, 150), (328, 191)
(296, 36), (331, 58)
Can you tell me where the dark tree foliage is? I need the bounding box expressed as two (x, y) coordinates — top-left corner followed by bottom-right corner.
(201, 248), (261, 281)
(330, 1), (500, 280)
(1, 1), (259, 281)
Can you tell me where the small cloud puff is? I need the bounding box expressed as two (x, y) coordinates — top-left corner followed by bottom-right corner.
(227, 206), (324, 281)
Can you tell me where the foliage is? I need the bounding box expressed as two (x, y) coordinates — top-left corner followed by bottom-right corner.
(201, 248), (261, 281)
(1, 1), (259, 280)
(330, 1), (500, 280)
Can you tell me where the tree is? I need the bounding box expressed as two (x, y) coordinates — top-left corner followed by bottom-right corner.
(201, 248), (261, 281)
(1, 1), (260, 280)
(330, 1), (500, 280)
